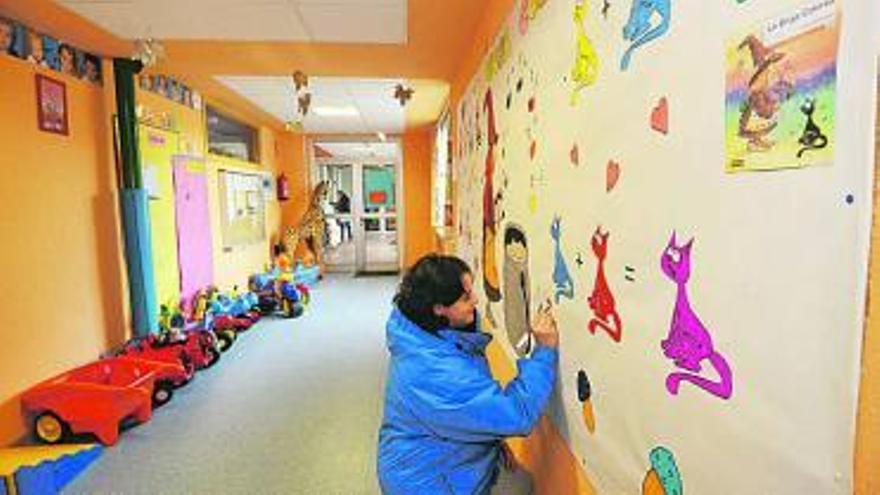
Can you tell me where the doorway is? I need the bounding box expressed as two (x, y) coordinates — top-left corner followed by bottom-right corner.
(315, 140), (402, 274)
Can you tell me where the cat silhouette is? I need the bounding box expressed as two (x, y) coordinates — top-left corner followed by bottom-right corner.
(587, 226), (622, 342)
(621, 0), (671, 71)
(570, 0), (599, 105)
(660, 232), (733, 400)
(796, 98), (828, 158)
(551, 216), (575, 303)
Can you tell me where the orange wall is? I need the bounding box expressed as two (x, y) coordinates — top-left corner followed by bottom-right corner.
(0, 55), (128, 446)
(276, 133), (309, 234)
(403, 129), (435, 267)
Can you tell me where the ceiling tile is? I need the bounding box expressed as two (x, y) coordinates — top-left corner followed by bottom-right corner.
(216, 75), (415, 134)
(296, 3), (405, 44)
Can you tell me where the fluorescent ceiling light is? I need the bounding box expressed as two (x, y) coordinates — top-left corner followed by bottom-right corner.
(312, 106), (360, 117)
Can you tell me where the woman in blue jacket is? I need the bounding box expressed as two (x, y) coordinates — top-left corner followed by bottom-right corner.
(377, 254), (559, 494)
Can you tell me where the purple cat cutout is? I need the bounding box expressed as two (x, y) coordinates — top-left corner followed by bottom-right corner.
(660, 232), (733, 400)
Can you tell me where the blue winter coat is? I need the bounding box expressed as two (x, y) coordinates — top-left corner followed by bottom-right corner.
(377, 308), (558, 495)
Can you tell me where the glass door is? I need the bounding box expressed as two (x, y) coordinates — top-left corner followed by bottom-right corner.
(318, 163), (355, 272)
(317, 156), (400, 274)
(357, 163), (399, 273)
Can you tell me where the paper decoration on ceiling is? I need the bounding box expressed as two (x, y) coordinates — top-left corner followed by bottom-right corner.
(642, 446), (683, 495)
(796, 98), (828, 158)
(651, 97), (669, 134)
(621, 0), (671, 71)
(587, 227), (622, 342)
(133, 37), (164, 68)
(297, 92), (312, 116)
(606, 160), (621, 192)
(570, 144), (580, 166)
(482, 89), (502, 302)
(602, 0), (611, 19)
(288, 71), (312, 127)
(394, 83), (415, 107)
(570, 0), (600, 105)
(661, 232), (734, 400)
(577, 370), (596, 433)
(551, 216), (575, 303)
(503, 223), (533, 356)
(292, 70), (308, 91)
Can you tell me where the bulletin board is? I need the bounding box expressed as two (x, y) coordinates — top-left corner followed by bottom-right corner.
(218, 170), (266, 247)
(452, 0), (871, 493)
(138, 124), (181, 308)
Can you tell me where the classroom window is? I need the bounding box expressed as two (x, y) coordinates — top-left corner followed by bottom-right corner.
(206, 106), (259, 163)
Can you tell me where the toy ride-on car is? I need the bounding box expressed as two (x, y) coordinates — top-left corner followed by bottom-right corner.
(21, 357), (187, 445)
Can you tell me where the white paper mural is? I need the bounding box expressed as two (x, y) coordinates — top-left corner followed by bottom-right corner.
(452, 0), (872, 493)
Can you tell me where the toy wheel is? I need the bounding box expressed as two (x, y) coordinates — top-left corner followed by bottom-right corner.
(34, 412), (68, 444)
(287, 302), (304, 319)
(204, 347), (221, 368)
(152, 380), (175, 408)
(216, 331), (234, 352)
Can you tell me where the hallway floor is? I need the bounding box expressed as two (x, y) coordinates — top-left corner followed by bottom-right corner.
(64, 275), (396, 495)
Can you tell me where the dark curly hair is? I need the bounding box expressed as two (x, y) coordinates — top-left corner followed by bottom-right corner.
(394, 254), (472, 333)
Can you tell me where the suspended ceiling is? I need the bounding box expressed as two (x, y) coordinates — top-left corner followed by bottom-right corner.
(56, 0), (407, 43)
(11, 0), (487, 130)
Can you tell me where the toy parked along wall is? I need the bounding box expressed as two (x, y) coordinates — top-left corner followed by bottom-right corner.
(21, 357), (186, 445)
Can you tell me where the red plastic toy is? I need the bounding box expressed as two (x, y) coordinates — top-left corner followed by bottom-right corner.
(21, 357), (187, 445)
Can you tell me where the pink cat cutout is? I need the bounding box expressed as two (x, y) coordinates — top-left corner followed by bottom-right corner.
(660, 232), (734, 400)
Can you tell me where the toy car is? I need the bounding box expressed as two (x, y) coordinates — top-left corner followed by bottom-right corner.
(21, 357), (187, 445)
(117, 336), (196, 388)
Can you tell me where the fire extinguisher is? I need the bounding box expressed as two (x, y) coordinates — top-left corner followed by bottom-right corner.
(277, 173), (290, 201)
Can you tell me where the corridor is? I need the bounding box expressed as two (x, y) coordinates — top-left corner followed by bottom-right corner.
(64, 275), (396, 495)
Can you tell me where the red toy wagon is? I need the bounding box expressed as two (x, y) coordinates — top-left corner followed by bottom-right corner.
(21, 357), (186, 445)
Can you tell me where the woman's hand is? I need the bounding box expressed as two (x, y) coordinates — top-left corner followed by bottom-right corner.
(532, 300), (559, 348)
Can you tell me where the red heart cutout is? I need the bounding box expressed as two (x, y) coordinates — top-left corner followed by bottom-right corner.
(606, 160), (620, 192)
(570, 144), (579, 166)
(651, 97), (669, 135)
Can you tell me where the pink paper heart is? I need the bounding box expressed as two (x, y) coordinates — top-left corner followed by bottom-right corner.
(606, 160), (620, 192)
(651, 97), (669, 135)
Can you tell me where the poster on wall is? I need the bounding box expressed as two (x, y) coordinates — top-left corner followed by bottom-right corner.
(35, 74), (68, 136)
(724, 0), (839, 173)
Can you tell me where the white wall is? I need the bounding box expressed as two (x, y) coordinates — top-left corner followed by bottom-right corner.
(453, 0), (877, 493)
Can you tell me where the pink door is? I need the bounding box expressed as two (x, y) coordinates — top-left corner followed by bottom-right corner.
(173, 156), (214, 312)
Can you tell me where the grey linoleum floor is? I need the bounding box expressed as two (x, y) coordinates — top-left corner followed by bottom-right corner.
(64, 274), (396, 495)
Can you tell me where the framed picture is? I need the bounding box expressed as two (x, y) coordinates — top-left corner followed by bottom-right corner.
(35, 74), (68, 135)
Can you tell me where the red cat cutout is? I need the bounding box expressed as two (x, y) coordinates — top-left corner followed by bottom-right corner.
(587, 226), (622, 342)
